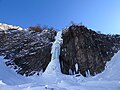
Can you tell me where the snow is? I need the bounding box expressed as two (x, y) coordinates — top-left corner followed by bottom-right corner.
(89, 50), (120, 81)
(0, 23), (23, 31)
(0, 56), (30, 85)
(0, 31), (120, 90)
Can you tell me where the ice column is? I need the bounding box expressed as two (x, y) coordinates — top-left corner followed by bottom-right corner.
(44, 31), (63, 75)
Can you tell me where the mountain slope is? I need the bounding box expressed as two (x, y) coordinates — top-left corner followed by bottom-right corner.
(0, 27), (120, 90)
(0, 23), (23, 31)
(92, 50), (120, 80)
(0, 26), (56, 76)
(0, 56), (30, 85)
(0, 23), (120, 77)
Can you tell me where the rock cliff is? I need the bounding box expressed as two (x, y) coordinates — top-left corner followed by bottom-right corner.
(60, 25), (120, 76)
(0, 26), (56, 76)
(0, 24), (120, 76)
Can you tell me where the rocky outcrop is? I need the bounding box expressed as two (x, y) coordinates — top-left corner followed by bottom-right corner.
(0, 28), (56, 76)
(60, 25), (120, 76)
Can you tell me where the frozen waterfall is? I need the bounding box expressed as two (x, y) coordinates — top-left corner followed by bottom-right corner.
(44, 31), (63, 75)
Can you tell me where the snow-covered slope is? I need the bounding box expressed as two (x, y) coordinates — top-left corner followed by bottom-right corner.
(0, 31), (120, 90)
(0, 56), (30, 85)
(103, 51), (120, 80)
(91, 51), (120, 81)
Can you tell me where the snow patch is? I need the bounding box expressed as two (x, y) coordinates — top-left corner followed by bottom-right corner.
(0, 56), (30, 85)
(93, 50), (120, 80)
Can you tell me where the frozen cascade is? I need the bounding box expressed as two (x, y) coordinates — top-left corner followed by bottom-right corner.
(44, 31), (63, 75)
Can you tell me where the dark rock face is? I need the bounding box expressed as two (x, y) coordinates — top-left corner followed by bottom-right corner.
(0, 29), (56, 76)
(60, 25), (120, 76)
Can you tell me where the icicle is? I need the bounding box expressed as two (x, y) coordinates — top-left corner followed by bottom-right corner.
(75, 63), (79, 72)
(69, 69), (73, 75)
(94, 72), (96, 76)
(86, 69), (91, 77)
(87, 69), (91, 77)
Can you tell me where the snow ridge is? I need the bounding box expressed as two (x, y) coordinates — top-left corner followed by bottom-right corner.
(0, 23), (23, 31)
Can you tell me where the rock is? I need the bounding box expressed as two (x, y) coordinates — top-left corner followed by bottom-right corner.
(60, 25), (120, 76)
(0, 24), (120, 77)
(0, 27), (56, 76)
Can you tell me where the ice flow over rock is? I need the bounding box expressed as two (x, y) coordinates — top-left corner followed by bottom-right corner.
(44, 31), (63, 75)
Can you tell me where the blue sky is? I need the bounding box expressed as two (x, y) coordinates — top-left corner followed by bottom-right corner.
(0, 0), (120, 34)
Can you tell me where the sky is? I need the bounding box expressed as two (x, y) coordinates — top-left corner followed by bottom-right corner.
(0, 0), (120, 34)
